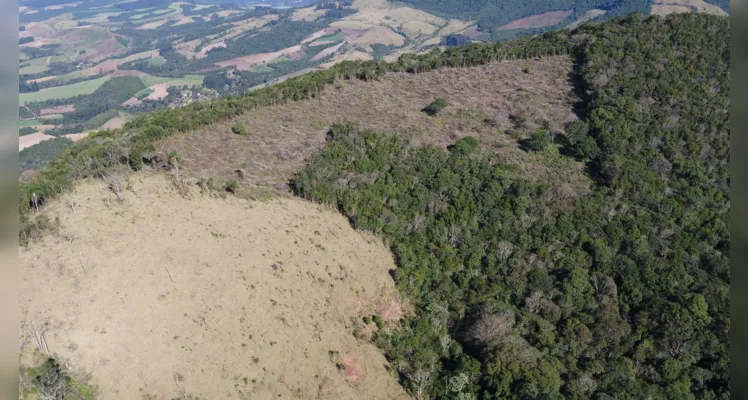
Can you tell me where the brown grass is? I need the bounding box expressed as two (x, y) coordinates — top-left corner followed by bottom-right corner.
(215, 45), (303, 70)
(156, 57), (589, 196)
(498, 10), (573, 30)
(650, 0), (727, 16)
(19, 174), (409, 400)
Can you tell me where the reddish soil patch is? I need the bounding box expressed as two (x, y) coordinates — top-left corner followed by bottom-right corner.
(122, 97), (141, 107)
(215, 45), (303, 70)
(498, 10), (573, 30)
(40, 105), (75, 115)
(19, 132), (54, 151)
(341, 355), (363, 384)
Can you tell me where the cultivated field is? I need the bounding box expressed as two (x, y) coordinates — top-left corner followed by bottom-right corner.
(20, 75), (111, 105)
(19, 175), (409, 400)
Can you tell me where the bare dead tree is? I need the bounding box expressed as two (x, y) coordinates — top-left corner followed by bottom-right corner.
(67, 200), (76, 214)
(30, 320), (50, 356)
(104, 173), (126, 202)
(31, 192), (39, 212)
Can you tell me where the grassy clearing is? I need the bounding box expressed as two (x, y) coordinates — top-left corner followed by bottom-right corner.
(20, 75), (111, 105)
(251, 64), (274, 72)
(134, 87), (154, 98)
(146, 55), (166, 66)
(20, 119), (41, 127)
(20, 65), (49, 75)
(269, 56), (290, 64)
(315, 33), (344, 42)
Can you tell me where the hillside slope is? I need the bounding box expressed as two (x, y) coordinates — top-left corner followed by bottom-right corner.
(20, 12), (729, 400)
(20, 175), (409, 399)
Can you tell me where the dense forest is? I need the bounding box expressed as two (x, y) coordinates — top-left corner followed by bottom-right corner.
(397, 0), (652, 36)
(19, 12), (729, 400)
(293, 13), (729, 399)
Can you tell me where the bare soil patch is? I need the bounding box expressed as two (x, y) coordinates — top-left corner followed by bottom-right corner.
(650, 0), (727, 15)
(215, 45), (303, 70)
(498, 10), (573, 30)
(121, 97), (141, 107)
(101, 115), (126, 130)
(19, 132), (54, 151)
(19, 175), (409, 400)
(40, 105), (75, 115)
(310, 40), (336, 47)
(28, 76), (57, 84)
(145, 83), (170, 100)
(157, 57), (588, 195)
(64, 132), (89, 141)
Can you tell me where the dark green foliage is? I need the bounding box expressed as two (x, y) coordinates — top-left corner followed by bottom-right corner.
(423, 98), (448, 116)
(524, 129), (552, 151)
(441, 34), (471, 47)
(20, 36), (34, 45)
(231, 122), (247, 135)
(372, 315), (384, 329)
(20, 127), (38, 136)
(292, 14), (729, 399)
(20, 138), (74, 172)
(363, 316), (372, 324)
(370, 43), (394, 60)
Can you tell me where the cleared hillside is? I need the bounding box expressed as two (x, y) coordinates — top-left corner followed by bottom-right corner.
(156, 56), (588, 195)
(20, 174), (408, 400)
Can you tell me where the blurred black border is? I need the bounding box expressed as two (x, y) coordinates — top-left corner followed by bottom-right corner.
(0, 0), (19, 399)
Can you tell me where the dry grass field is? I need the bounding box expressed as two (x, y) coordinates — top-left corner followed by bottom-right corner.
(19, 174), (409, 400)
(157, 57), (589, 197)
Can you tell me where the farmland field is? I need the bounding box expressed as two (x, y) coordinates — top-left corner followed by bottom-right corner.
(20, 75), (111, 105)
(19, 65), (49, 75)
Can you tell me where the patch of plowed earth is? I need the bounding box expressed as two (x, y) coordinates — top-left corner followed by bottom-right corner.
(157, 56), (588, 194)
(19, 174), (408, 400)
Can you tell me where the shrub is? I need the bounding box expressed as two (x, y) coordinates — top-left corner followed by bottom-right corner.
(372, 315), (384, 329)
(423, 98), (448, 116)
(525, 130), (552, 151)
(232, 122), (247, 135)
(363, 316), (372, 324)
(224, 180), (238, 193)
